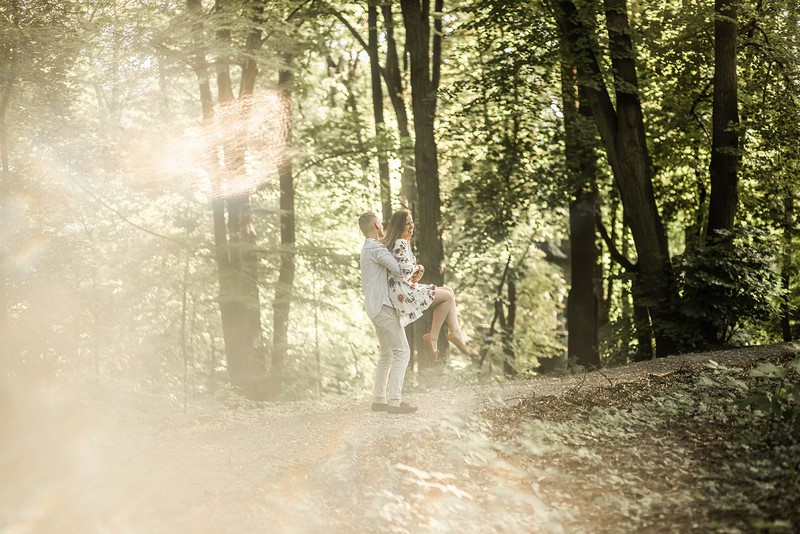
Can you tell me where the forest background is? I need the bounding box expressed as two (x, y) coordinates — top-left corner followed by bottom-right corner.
(1, 0), (799, 404)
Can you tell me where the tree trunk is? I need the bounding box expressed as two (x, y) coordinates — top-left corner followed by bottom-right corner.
(215, 193), (263, 395)
(700, 0), (740, 345)
(332, 3), (414, 212)
(400, 0), (445, 367)
(552, 0), (678, 357)
(478, 252), (512, 370)
(382, 3), (417, 209)
(560, 36), (601, 368)
(781, 194), (794, 341)
(0, 0), (17, 178)
(271, 64), (296, 398)
(620, 227), (633, 360)
(568, 193), (601, 367)
(707, 0), (739, 239)
(0, 58), (11, 360)
(367, 4), (392, 221)
(0, 86), (10, 176)
(188, 0), (265, 397)
(502, 277), (517, 377)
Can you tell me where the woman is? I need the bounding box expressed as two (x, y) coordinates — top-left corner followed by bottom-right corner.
(381, 209), (470, 360)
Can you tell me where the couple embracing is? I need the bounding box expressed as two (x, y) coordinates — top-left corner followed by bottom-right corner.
(358, 210), (470, 414)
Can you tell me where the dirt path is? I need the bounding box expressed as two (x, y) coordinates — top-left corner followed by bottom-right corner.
(1, 344), (786, 533)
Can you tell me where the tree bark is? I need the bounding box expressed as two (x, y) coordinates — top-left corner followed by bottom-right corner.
(707, 0), (739, 239)
(560, 34), (601, 368)
(781, 194), (794, 341)
(400, 0), (445, 367)
(501, 277), (517, 377)
(700, 0), (740, 345)
(271, 63), (296, 399)
(0, 16), (13, 360)
(367, 4), (393, 221)
(383, 3), (417, 209)
(552, 0), (678, 357)
(0, 0), (18, 177)
(188, 0), (266, 397)
(568, 193), (601, 367)
(0, 85), (11, 176)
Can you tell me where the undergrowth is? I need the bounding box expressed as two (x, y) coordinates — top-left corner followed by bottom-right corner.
(365, 344), (800, 533)
(481, 344), (800, 532)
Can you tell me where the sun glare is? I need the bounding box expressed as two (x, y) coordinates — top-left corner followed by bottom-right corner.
(134, 91), (289, 200)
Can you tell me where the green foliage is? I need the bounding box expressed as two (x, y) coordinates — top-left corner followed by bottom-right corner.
(676, 227), (783, 346)
(741, 356), (800, 443)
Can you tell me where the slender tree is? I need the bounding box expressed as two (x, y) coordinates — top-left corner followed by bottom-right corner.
(0, 0), (16, 176)
(271, 60), (296, 398)
(367, 4), (392, 221)
(329, 2), (393, 220)
(382, 3), (417, 210)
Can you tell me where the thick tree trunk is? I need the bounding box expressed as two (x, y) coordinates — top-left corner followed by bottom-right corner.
(271, 65), (296, 398)
(701, 0), (740, 345)
(382, 3), (417, 210)
(560, 37), (601, 368)
(188, 0), (265, 397)
(367, 5), (392, 221)
(707, 0), (739, 239)
(400, 0), (445, 368)
(553, 0), (678, 357)
(216, 193), (263, 395)
(568, 193), (601, 367)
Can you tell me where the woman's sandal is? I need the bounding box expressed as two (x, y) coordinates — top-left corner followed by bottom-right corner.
(448, 332), (470, 355)
(423, 333), (438, 361)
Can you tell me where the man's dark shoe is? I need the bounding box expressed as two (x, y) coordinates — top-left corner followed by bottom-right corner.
(371, 402), (388, 412)
(387, 402), (418, 414)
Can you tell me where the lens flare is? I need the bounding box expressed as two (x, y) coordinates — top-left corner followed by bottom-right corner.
(130, 91), (289, 199)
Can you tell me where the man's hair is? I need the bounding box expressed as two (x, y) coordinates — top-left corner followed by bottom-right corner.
(358, 212), (378, 235)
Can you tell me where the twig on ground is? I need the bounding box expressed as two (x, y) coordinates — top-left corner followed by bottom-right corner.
(588, 364), (614, 387)
(567, 374), (588, 397)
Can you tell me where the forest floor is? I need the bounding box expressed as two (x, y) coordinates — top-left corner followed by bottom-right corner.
(2, 343), (799, 533)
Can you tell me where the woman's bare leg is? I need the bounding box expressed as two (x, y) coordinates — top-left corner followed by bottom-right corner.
(424, 287), (454, 359)
(441, 287), (470, 354)
(445, 291), (463, 336)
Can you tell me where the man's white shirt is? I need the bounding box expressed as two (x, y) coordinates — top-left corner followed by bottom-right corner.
(360, 238), (403, 320)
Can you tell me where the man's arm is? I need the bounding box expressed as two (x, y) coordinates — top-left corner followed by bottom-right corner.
(372, 245), (403, 278)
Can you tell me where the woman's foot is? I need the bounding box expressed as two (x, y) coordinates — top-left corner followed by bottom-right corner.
(448, 331), (470, 355)
(423, 333), (438, 361)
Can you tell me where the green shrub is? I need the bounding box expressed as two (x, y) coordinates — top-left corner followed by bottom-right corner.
(676, 227), (783, 346)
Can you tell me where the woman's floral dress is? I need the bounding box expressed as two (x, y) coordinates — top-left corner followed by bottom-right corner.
(388, 238), (436, 327)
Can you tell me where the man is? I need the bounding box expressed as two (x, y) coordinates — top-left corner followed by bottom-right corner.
(358, 211), (418, 414)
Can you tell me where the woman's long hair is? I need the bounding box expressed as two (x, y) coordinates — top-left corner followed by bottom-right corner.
(381, 209), (411, 249)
